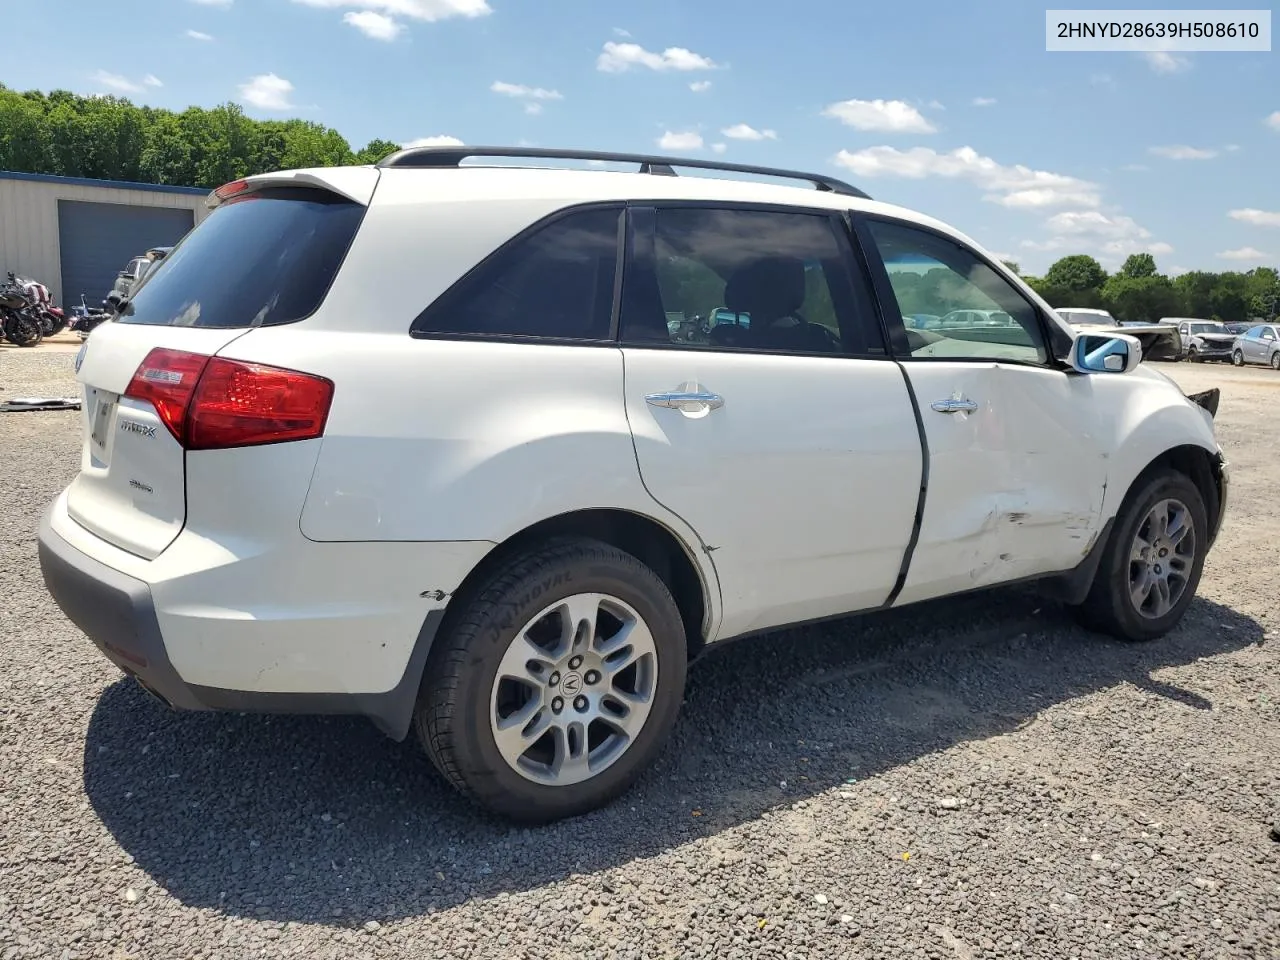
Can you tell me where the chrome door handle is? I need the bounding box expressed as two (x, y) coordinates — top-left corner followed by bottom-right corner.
(646, 391), (725, 410)
(930, 397), (978, 414)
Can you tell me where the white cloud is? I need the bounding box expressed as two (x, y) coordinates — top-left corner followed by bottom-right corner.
(1267, 111), (1280, 131)
(185, 29), (214, 40)
(657, 131), (703, 151)
(144, 74), (163, 88)
(1142, 51), (1191, 73)
(927, 99), (945, 110)
(238, 73), (297, 111)
(690, 80), (712, 93)
(1039, 211), (1172, 257)
(292, 0), (490, 23)
(1225, 144), (1241, 152)
(491, 81), (562, 101)
(343, 10), (404, 39)
(1229, 208), (1280, 227)
(612, 27), (630, 37)
(834, 145), (1101, 208)
(403, 135), (464, 147)
(721, 123), (776, 141)
(1149, 145), (1217, 160)
(822, 98), (936, 134)
(711, 143), (727, 154)
(1217, 247), (1271, 261)
(597, 41), (717, 73)
(971, 97), (997, 107)
(91, 71), (147, 94)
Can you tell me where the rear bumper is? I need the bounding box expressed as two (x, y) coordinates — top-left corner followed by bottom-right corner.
(37, 505), (445, 740)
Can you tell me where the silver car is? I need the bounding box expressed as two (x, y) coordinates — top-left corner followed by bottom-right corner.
(1171, 318), (1237, 362)
(1231, 323), (1280, 369)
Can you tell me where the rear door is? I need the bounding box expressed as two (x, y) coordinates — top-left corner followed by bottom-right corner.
(619, 204), (923, 640)
(855, 215), (1107, 605)
(65, 181), (369, 560)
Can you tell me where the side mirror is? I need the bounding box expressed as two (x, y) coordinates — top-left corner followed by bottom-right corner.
(104, 290), (126, 313)
(1071, 331), (1142, 374)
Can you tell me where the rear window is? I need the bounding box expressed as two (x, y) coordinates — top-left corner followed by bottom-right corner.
(116, 187), (363, 328)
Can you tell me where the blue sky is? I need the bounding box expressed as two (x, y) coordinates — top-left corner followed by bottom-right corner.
(4, 0), (1278, 275)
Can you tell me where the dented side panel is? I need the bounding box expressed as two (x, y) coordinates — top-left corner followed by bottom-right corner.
(891, 362), (1108, 606)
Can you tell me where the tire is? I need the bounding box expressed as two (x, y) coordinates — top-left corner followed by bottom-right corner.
(414, 537), (687, 822)
(1271, 351), (1280, 371)
(1232, 350), (1244, 367)
(1074, 470), (1207, 642)
(1187, 345), (1199, 362)
(5, 316), (42, 347)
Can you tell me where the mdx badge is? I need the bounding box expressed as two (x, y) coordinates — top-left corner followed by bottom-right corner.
(118, 419), (157, 439)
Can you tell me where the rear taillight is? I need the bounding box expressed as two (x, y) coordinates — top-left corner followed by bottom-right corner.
(125, 348), (333, 450)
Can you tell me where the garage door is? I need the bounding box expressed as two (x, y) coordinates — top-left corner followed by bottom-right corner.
(57, 200), (194, 307)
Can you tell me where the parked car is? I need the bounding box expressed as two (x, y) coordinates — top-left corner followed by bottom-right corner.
(1169, 318), (1237, 362)
(108, 246), (174, 306)
(1231, 323), (1280, 369)
(1055, 307), (1181, 362)
(38, 147), (1229, 823)
(1056, 307), (1117, 328)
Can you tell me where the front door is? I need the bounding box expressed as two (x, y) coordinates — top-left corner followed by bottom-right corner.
(618, 204), (924, 640)
(857, 216), (1108, 606)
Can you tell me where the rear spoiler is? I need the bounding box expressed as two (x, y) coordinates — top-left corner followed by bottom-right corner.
(206, 166), (381, 209)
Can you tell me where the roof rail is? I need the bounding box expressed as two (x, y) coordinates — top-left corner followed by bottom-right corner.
(375, 145), (872, 199)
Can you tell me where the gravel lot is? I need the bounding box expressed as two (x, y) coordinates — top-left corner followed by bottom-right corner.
(2, 344), (1277, 960)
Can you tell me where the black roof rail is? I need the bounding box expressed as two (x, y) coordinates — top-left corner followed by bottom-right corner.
(375, 145), (871, 200)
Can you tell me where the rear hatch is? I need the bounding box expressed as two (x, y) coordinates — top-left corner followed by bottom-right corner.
(65, 175), (372, 560)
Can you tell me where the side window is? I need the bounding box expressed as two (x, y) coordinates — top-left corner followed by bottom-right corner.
(413, 206), (620, 341)
(620, 206), (880, 355)
(1264, 327), (1278, 341)
(865, 219), (1049, 365)
(1245, 325), (1264, 339)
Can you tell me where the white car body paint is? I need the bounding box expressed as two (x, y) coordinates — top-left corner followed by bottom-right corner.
(40, 160), (1227, 715)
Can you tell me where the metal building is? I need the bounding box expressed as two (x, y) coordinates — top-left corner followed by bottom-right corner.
(0, 171), (210, 308)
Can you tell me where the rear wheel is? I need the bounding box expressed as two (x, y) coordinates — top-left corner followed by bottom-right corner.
(1271, 351), (1280, 371)
(5, 315), (42, 347)
(1187, 345), (1199, 362)
(1232, 349), (1244, 366)
(415, 538), (687, 822)
(1074, 470), (1207, 641)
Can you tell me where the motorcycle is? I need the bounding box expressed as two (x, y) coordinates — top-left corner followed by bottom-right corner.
(0, 274), (43, 347)
(11, 273), (68, 338)
(67, 293), (113, 341)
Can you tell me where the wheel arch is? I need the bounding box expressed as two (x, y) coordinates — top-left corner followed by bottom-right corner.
(1111, 443), (1225, 547)
(443, 508), (717, 663)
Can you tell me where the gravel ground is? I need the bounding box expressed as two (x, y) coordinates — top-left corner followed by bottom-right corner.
(1, 345), (1277, 960)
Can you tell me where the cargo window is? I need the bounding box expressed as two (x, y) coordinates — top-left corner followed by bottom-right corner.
(116, 187), (363, 328)
(412, 206), (621, 342)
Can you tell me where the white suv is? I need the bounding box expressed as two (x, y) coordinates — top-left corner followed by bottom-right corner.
(38, 147), (1229, 822)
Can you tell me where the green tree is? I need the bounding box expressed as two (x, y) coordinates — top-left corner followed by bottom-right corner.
(1173, 271), (1217, 318)
(1000, 259), (1021, 275)
(354, 138), (401, 165)
(1119, 253), (1158, 278)
(1101, 273), (1181, 324)
(1044, 254), (1107, 292)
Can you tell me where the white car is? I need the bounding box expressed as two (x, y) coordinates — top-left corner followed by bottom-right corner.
(38, 147), (1230, 822)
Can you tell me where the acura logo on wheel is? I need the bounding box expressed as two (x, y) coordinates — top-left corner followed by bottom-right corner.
(560, 673), (584, 695)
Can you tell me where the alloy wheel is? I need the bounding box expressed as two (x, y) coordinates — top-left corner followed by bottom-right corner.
(489, 593), (659, 786)
(1128, 498), (1196, 620)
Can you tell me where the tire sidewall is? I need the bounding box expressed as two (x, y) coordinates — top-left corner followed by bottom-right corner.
(1098, 473), (1208, 640)
(445, 548), (687, 820)
(1232, 350), (1244, 366)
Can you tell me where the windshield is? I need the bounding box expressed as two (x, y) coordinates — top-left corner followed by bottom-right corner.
(1058, 310), (1115, 327)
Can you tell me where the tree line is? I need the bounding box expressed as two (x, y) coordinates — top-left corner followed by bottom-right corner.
(0, 84), (400, 189)
(1010, 253), (1277, 326)
(3, 84), (1276, 324)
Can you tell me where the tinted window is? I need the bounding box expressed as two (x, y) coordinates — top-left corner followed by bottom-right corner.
(867, 220), (1048, 364)
(117, 187), (363, 328)
(620, 207), (876, 355)
(1246, 326), (1264, 338)
(414, 207), (620, 341)
(1264, 327), (1278, 340)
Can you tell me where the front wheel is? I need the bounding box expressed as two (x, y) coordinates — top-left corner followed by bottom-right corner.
(1187, 345), (1199, 362)
(1271, 351), (1280, 371)
(1074, 471), (1207, 641)
(415, 538), (687, 822)
(4, 316), (42, 347)
(1232, 349), (1245, 366)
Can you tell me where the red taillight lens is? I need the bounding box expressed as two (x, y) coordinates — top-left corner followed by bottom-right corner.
(125, 348), (210, 442)
(124, 349), (333, 450)
(187, 358), (334, 450)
